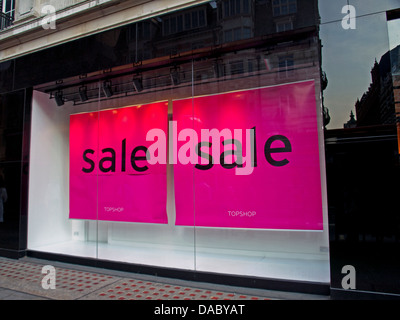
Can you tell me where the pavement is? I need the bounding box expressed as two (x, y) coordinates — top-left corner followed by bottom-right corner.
(0, 256), (330, 301)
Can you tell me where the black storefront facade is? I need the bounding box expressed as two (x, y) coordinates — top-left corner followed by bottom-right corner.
(0, 0), (399, 299)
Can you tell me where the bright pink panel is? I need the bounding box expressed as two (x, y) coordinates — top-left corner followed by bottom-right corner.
(174, 81), (324, 230)
(69, 102), (169, 224)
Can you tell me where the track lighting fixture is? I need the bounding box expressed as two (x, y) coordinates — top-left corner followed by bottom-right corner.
(102, 80), (113, 97)
(54, 91), (64, 106)
(79, 86), (88, 102)
(170, 69), (180, 86)
(133, 78), (143, 92)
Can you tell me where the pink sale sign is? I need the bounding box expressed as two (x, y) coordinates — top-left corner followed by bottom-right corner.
(69, 81), (324, 230)
(173, 80), (324, 230)
(69, 102), (169, 224)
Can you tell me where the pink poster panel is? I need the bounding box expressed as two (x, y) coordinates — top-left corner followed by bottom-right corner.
(173, 81), (324, 230)
(69, 102), (169, 224)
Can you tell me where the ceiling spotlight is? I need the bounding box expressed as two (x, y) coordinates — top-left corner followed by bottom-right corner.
(79, 86), (88, 102)
(54, 91), (64, 106)
(133, 78), (143, 92)
(102, 80), (113, 97)
(170, 69), (180, 86)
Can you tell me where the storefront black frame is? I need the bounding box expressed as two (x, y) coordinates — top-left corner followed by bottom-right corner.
(1, 1), (400, 300)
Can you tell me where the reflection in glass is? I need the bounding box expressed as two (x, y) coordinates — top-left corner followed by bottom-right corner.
(25, 0), (331, 286)
(323, 5), (400, 296)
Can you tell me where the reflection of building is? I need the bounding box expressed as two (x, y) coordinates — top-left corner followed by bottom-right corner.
(355, 46), (399, 127)
(32, 0), (323, 108)
(325, 124), (399, 242)
(343, 111), (357, 128)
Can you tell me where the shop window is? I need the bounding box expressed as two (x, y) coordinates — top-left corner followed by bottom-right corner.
(23, 0), (331, 291)
(272, 0), (297, 17)
(184, 13), (191, 30)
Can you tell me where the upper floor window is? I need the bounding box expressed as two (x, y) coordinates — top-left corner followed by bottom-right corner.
(224, 26), (252, 42)
(220, 0), (250, 18)
(129, 21), (152, 41)
(163, 8), (207, 36)
(1, 0), (14, 18)
(278, 54), (295, 78)
(272, 0), (297, 17)
(0, 0), (14, 30)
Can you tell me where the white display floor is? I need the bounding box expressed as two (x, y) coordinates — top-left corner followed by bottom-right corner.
(30, 240), (330, 283)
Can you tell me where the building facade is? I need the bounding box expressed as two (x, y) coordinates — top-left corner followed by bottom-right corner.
(0, 0), (399, 299)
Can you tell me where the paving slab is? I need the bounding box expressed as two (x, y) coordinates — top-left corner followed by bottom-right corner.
(0, 257), (272, 300)
(79, 278), (269, 300)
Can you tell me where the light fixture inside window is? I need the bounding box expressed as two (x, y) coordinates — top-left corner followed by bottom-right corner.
(79, 86), (88, 102)
(133, 78), (143, 92)
(170, 69), (180, 86)
(54, 91), (64, 106)
(102, 80), (113, 97)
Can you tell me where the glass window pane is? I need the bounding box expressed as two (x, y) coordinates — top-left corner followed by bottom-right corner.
(224, 0), (230, 17)
(177, 15), (183, 32)
(185, 13), (191, 29)
(230, 0), (235, 16)
(225, 29), (232, 42)
(236, 0), (241, 14)
(321, 10), (400, 295)
(199, 10), (205, 26)
(192, 46), (330, 283)
(28, 83), (101, 258)
(170, 16), (176, 33)
(192, 11), (198, 28)
(318, 0), (351, 24)
(5, 0), (12, 13)
(243, 26), (251, 39)
(164, 18), (170, 35)
(233, 27), (241, 40)
(21, 0), (335, 292)
(95, 62), (196, 270)
(243, 0), (249, 13)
